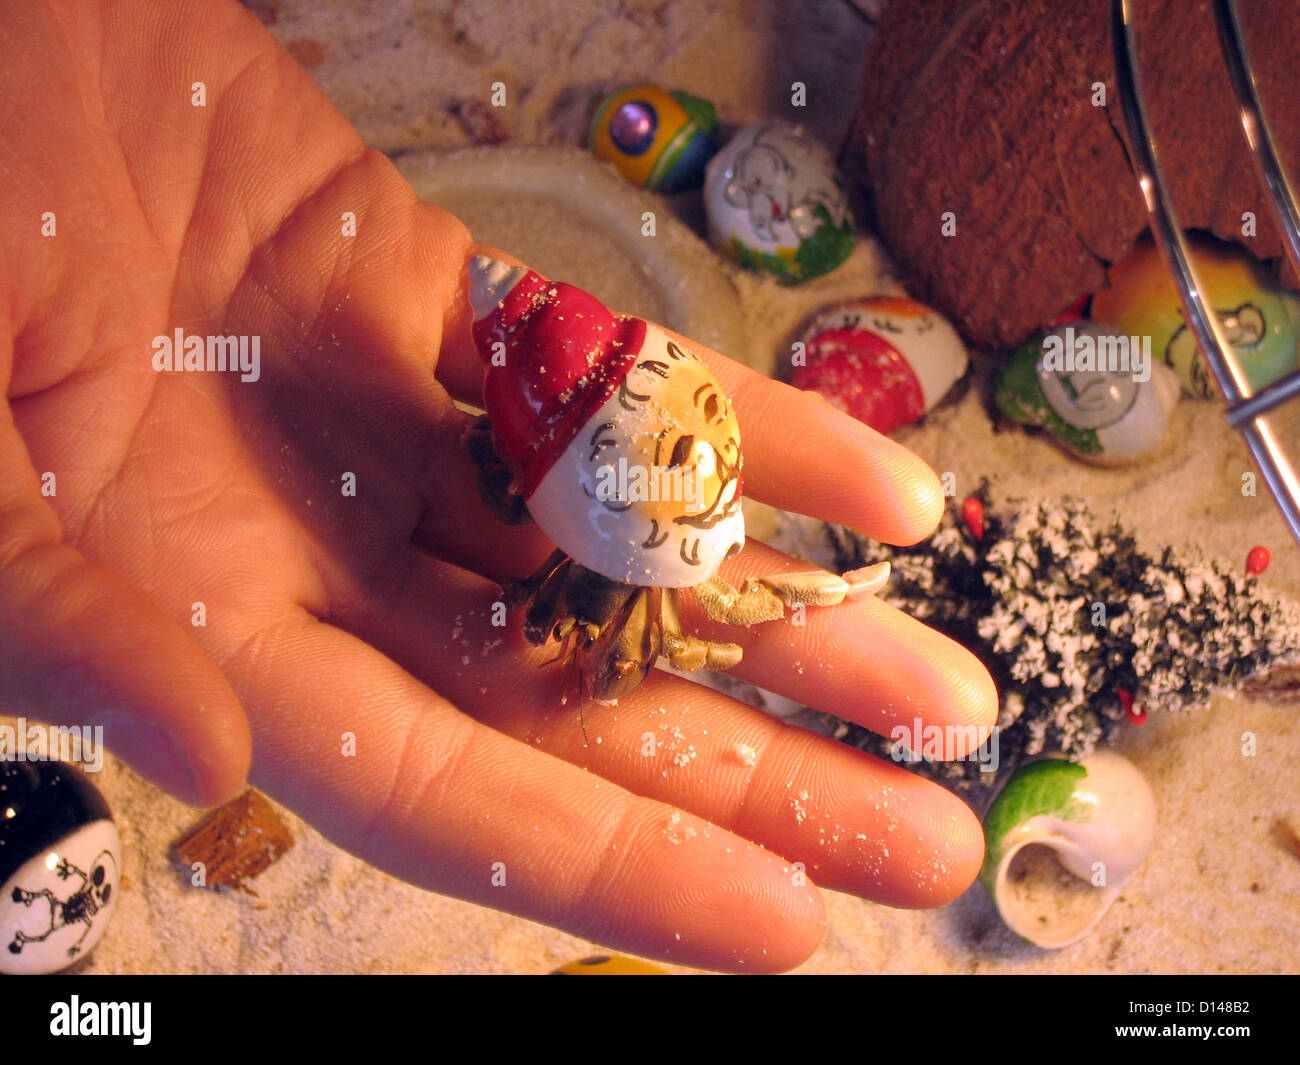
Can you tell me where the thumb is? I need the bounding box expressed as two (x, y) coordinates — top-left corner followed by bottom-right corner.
(0, 412), (251, 805)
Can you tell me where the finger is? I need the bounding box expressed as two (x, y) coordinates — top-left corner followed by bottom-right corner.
(215, 172), (555, 580)
(429, 236), (517, 406)
(325, 542), (986, 908)
(690, 347), (945, 545)
(219, 151), (479, 491)
(411, 474), (995, 751)
(0, 406), (250, 805)
(232, 601), (826, 973)
(429, 248), (945, 545)
(679, 538), (999, 749)
(408, 404), (559, 580)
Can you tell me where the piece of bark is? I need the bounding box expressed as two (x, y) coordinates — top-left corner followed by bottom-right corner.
(174, 789), (294, 895)
(1272, 818), (1300, 863)
(1242, 663), (1300, 704)
(850, 0), (1300, 349)
(285, 38), (327, 69)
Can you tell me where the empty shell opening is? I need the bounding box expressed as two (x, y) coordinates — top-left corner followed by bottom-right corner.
(1002, 843), (1105, 939)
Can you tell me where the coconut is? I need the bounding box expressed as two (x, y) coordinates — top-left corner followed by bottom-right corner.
(848, 0), (1300, 349)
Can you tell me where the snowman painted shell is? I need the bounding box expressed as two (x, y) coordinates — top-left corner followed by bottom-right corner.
(468, 256), (746, 587)
(704, 120), (855, 284)
(996, 321), (1181, 465)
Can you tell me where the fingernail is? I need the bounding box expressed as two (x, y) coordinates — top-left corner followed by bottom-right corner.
(89, 713), (201, 805)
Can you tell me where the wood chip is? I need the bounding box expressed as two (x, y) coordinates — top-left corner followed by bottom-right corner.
(285, 38), (327, 69)
(1272, 818), (1300, 863)
(1243, 664), (1300, 704)
(175, 789), (294, 895)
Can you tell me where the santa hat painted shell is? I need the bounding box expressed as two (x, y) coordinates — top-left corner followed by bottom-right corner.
(791, 297), (968, 435)
(468, 256), (746, 587)
(469, 257), (648, 498)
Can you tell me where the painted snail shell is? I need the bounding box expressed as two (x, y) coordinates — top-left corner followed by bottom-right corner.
(980, 750), (1157, 949)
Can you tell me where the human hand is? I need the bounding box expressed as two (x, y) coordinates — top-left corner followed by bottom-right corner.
(0, 0), (997, 972)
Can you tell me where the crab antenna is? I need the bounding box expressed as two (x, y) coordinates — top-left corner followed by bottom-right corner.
(552, 631), (589, 747)
(569, 650), (589, 748)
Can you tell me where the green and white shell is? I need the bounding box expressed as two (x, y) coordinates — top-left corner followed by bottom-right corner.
(980, 750), (1157, 949)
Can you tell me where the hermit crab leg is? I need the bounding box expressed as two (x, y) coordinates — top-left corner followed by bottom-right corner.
(462, 414), (532, 526)
(502, 547), (567, 611)
(660, 588), (743, 672)
(690, 562), (891, 627)
(515, 553), (572, 645)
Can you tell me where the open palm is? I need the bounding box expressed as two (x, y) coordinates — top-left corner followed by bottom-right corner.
(1, 0), (997, 972)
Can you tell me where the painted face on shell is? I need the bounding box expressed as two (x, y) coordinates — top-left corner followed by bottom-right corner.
(526, 326), (746, 588)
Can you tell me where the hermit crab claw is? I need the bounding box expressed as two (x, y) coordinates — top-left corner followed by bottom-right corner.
(582, 586), (663, 703)
(841, 562), (893, 598)
(690, 561), (891, 626)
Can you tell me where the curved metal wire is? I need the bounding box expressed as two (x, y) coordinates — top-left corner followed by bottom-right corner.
(1211, 0), (1300, 276)
(1111, 0), (1300, 546)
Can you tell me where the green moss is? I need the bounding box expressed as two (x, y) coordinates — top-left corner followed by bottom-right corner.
(793, 205), (855, 282)
(669, 89), (717, 136)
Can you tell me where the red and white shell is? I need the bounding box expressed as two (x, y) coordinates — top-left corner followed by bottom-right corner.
(469, 256), (745, 587)
(792, 297), (967, 434)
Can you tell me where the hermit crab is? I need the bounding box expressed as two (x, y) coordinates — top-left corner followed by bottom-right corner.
(463, 256), (890, 724)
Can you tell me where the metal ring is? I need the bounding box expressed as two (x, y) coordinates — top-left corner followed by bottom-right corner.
(1111, 0), (1300, 545)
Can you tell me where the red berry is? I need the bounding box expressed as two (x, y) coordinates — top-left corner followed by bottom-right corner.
(1246, 545), (1270, 576)
(961, 496), (985, 540)
(1117, 687), (1146, 725)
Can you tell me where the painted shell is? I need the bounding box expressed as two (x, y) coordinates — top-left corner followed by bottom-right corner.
(465, 256), (891, 711)
(468, 256), (745, 588)
(790, 296), (968, 434)
(980, 750), (1157, 950)
(588, 84), (719, 192)
(996, 320), (1181, 465)
(551, 954), (669, 975)
(1092, 234), (1300, 398)
(1, 760), (121, 974)
(704, 120), (855, 284)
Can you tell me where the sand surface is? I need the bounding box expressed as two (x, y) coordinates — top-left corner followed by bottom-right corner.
(13, 0), (1298, 974)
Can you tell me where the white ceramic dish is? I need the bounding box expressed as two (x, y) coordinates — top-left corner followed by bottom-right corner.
(394, 146), (747, 362)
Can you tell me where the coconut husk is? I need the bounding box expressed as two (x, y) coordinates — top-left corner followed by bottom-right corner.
(849, 0), (1300, 349)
